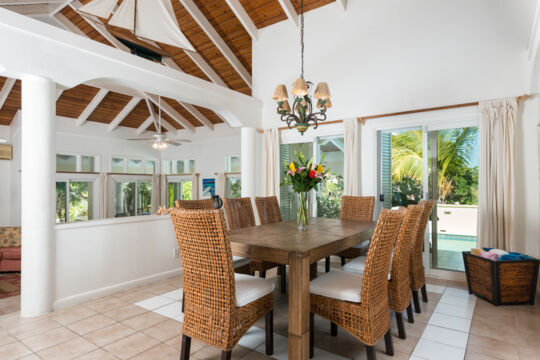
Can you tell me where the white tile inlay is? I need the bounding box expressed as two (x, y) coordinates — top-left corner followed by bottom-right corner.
(421, 325), (469, 349)
(412, 338), (465, 360)
(255, 333), (288, 360)
(428, 312), (472, 333)
(134, 295), (175, 310)
(153, 302), (183, 319)
(434, 302), (474, 320)
(161, 289), (183, 301)
(426, 284), (446, 294)
(443, 287), (471, 298)
(439, 294), (476, 308)
(238, 327), (266, 350)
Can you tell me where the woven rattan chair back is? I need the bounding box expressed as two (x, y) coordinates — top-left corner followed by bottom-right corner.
(175, 199), (214, 210)
(340, 196), (375, 221)
(255, 196), (282, 225)
(389, 205), (424, 313)
(409, 200), (434, 291)
(360, 209), (405, 313)
(169, 208), (237, 349)
(223, 197), (256, 230)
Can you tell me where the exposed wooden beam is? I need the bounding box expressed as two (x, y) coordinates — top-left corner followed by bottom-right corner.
(181, 103), (213, 130)
(108, 97), (140, 131)
(0, 78), (16, 110)
(147, 94), (196, 133)
(136, 115), (154, 135)
(69, 1), (129, 51)
(182, 51), (227, 87)
(180, 0), (252, 88)
(54, 12), (85, 36)
(224, 0), (258, 40)
(48, 0), (72, 16)
(277, 0), (298, 26)
(76, 88), (107, 126)
(160, 119), (177, 134)
(337, 0), (347, 11)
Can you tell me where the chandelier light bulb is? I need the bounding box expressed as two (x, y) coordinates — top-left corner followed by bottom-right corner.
(152, 142), (159, 149)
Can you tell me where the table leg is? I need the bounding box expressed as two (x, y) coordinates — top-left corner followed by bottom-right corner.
(288, 254), (310, 360)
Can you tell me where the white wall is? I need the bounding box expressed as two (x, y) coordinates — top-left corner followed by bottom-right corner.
(54, 215), (180, 309)
(0, 124), (11, 226)
(253, 0), (532, 129)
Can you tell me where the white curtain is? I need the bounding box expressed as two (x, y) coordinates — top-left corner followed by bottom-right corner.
(98, 173), (109, 219)
(478, 98), (518, 251)
(160, 175), (168, 208)
(191, 173), (199, 200)
(264, 128), (280, 196)
(217, 173), (227, 198)
(344, 118), (360, 196)
(151, 175), (161, 213)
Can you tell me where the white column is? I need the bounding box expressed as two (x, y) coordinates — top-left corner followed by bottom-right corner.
(241, 127), (256, 198)
(20, 75), (56, 317)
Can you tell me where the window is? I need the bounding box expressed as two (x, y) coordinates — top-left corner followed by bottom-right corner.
(225, 155), (241, 198)
(112, 157), (157, 174)
(279, 142), (313, 221)
(316, 137), (344, 219)
(227, 177), (241, 198)
(113, 177), (154, 217)
(56, 153), (97, 172)
(56, 176), (96, 223)
(163, 159), (195, 174)
(226, 155), (241, 173)
(167, 178), (193, 207)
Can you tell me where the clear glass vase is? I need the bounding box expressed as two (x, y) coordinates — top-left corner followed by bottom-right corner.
(297, 191), (309, 230)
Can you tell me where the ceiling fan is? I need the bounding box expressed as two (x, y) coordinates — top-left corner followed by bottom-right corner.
(128, 96), (190, 150)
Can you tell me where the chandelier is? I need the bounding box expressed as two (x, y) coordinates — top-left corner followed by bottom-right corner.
(272, 0), (331, 135)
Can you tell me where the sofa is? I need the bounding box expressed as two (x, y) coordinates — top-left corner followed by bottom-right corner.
(0, 227), (21, 272)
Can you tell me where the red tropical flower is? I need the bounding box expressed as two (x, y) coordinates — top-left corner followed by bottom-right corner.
(309, 170), (316, 178)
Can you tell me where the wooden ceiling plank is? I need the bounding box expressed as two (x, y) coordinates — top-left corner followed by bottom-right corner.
(224, 0), (258, 40)
(181, 102), (214, 130)
(147, 94), (196, 133)
(277, 0), (299, 26)
(136, 115), (155, 135)
(76, 88), (108, 126)
(180, 0), (252, 88)
(161, 119), (178, 134)
(183, 51), (227, 87)
(0, 78), (16, 111)
(54, 12), (86, 36)
(109, 97), (141, 131)
(69, 1), (128, 50)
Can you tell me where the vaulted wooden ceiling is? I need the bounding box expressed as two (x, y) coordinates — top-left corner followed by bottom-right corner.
(0, 0), (337, 131)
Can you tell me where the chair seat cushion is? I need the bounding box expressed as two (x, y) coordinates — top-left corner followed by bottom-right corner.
(235, 274), (275, 307)
(233, 256), (251, 269)
(310, 270), (363, 303)
(351, 239), (370, 249)
(343, 255), (392, 280)
(0, 247), (21, 260)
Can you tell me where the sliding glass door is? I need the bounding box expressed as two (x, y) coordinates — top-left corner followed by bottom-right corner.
(279, 142), (313, 221)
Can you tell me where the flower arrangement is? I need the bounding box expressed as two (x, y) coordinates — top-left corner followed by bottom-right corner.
(282, 151), (328, 229)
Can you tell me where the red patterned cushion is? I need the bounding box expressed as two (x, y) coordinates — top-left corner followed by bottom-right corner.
(0, 247), (21, 260)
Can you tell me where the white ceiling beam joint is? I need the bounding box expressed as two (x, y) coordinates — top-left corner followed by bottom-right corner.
(224, 0), (258, 40)
(181, 103), (213, 130)
(76, 88), (108, 126)
(54, 12), (85, 36)
(337, 0), (347, 11)
(277, 0), (298, 26)
(0, 77), (16, 110)
(108, 97), (140, 131)
(161, 119), (177, 134)
(180, 0), (252, 88)
(49, 0), (72, 16)
(182, 51), (227, 87)
(136, 115), (154, 135)
(146, 94), (196, 133)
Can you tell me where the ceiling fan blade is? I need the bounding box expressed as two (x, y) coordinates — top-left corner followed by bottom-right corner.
(127, 138), (154, 141)
(167, 141), (183, 147)
(177, 139), (191, 143)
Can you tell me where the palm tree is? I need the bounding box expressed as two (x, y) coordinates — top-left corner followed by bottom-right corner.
(391, 127), (478, 203)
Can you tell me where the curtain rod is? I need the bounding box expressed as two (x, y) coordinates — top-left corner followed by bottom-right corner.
(256, 94), (530, 133)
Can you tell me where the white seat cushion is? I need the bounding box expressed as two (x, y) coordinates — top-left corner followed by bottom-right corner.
(233, 256), (251, 268)
(310, 270), (363, 303)
(351, 239), (370, 249)
(343, 255), (392, 280)
(235, 274), (275, 307)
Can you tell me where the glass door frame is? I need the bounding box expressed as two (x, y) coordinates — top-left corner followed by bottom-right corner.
(366, 107), (478, 281)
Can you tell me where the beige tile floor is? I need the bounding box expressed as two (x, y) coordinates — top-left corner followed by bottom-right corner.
(0, 265), (538, 360)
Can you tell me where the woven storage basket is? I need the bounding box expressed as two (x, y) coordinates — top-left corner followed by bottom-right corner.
(462, 251), (539, 305)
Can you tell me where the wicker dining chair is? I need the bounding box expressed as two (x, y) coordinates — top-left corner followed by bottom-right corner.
(343, 205), (424, 339)
(330, 196), (375, 271)
(175, 198), (214, 210)
(170, 208), (274, 360)
(409, 200), (435, 313)
(310, 209), (404, 360)
(255, 196), (287, 293)
(223, 198), (284, 285)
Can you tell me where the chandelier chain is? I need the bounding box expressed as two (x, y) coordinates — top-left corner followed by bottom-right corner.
(300, 0), (304, 79)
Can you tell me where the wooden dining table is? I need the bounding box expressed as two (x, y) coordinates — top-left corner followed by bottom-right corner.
(229, 217), (375, 360)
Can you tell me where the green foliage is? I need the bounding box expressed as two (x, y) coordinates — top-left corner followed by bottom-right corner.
(228, 179), (241, 198)
(137, 182), (152, 215)
(182, 181), (193, 201)
(391, 176), (423, 207)
(317, 173), (343, 218)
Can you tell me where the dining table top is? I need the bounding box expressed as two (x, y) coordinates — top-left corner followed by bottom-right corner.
(229, 217), (375, 264)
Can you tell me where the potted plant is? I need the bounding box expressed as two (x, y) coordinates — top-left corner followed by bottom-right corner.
(282, 152), (328, 230)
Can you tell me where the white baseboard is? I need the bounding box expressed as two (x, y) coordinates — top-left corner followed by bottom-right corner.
(53, 268), (182, 310)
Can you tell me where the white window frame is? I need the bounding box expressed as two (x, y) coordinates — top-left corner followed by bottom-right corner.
(109, 174), (154, 217)
(167, 175), (193, 206)
(55, 172), (99, 224)
(225, 154), (241, 173)
(56, 152), (100, 172)
(110, 156), (158, 174)
(162, 159), (195, 175)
